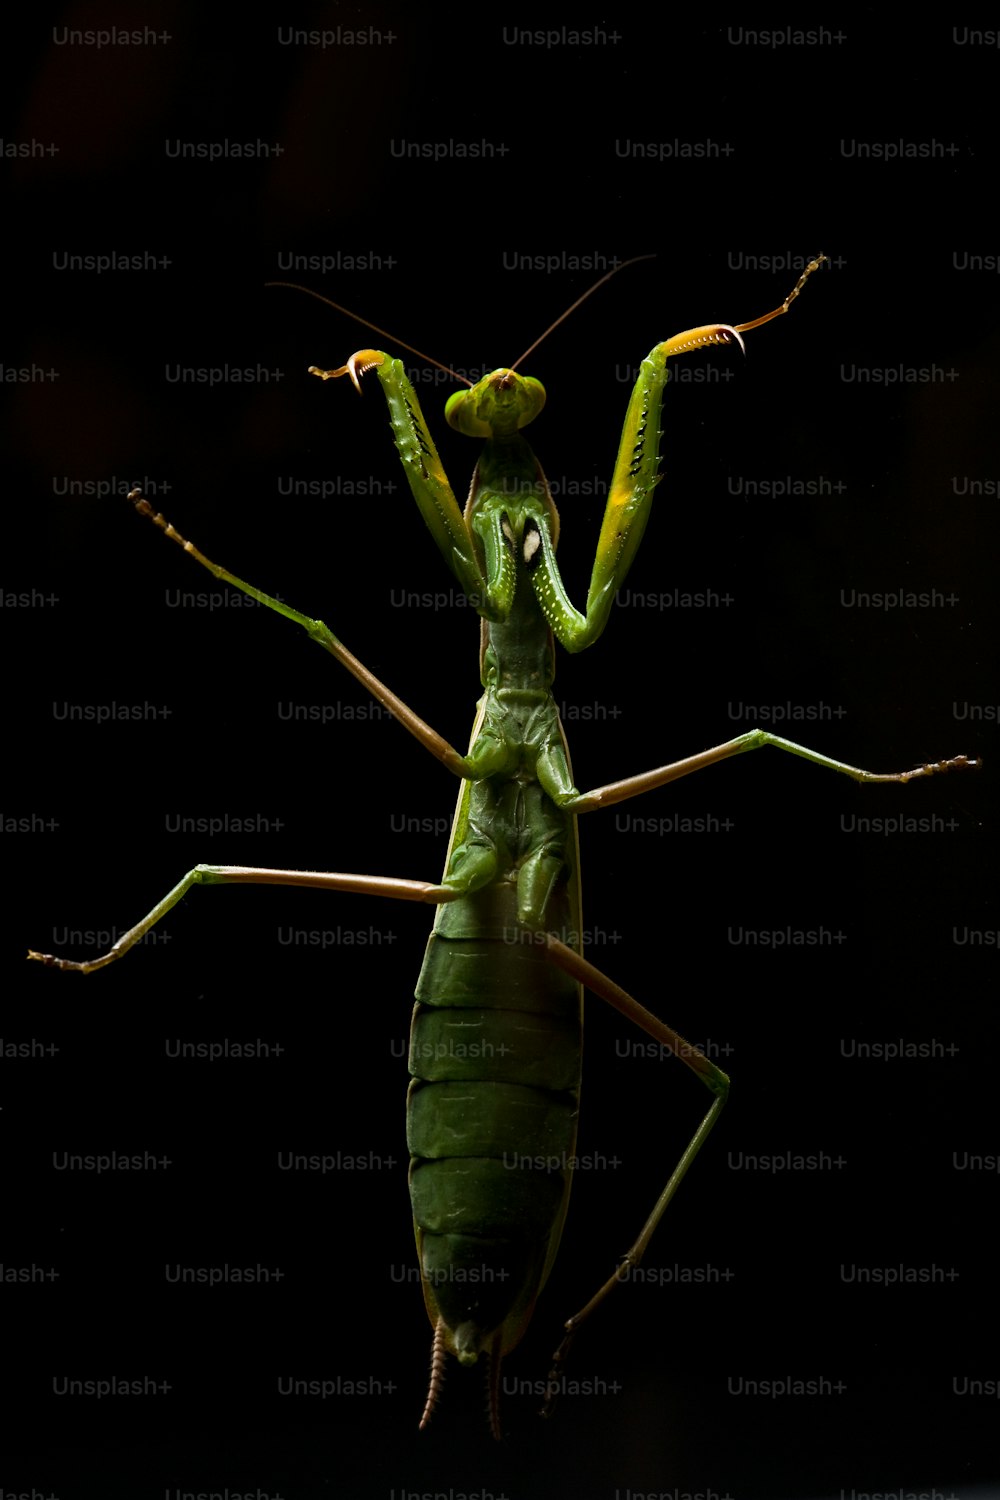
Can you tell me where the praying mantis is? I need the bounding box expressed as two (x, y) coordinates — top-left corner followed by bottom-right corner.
(28, 254), (978, 1437)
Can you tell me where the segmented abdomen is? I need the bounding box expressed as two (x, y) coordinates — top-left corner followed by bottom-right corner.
(407, 888), (582, 1353)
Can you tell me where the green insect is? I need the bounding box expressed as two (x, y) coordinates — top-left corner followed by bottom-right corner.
(29, 255), (977, 1437)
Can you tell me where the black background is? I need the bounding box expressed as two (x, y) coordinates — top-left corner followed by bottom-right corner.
(3, 8), (998, 1500)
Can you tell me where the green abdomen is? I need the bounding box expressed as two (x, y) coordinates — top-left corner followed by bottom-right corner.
(407, 881), (582, 1355)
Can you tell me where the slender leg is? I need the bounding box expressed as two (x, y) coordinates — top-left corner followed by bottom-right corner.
(126, 492), (513, 783)
(564, 731), (979, 814)
(28, 866), (458, 973)
(538, 937), (730, 1418)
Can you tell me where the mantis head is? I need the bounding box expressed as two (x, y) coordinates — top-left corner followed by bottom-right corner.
(445, 369), (546, 438)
